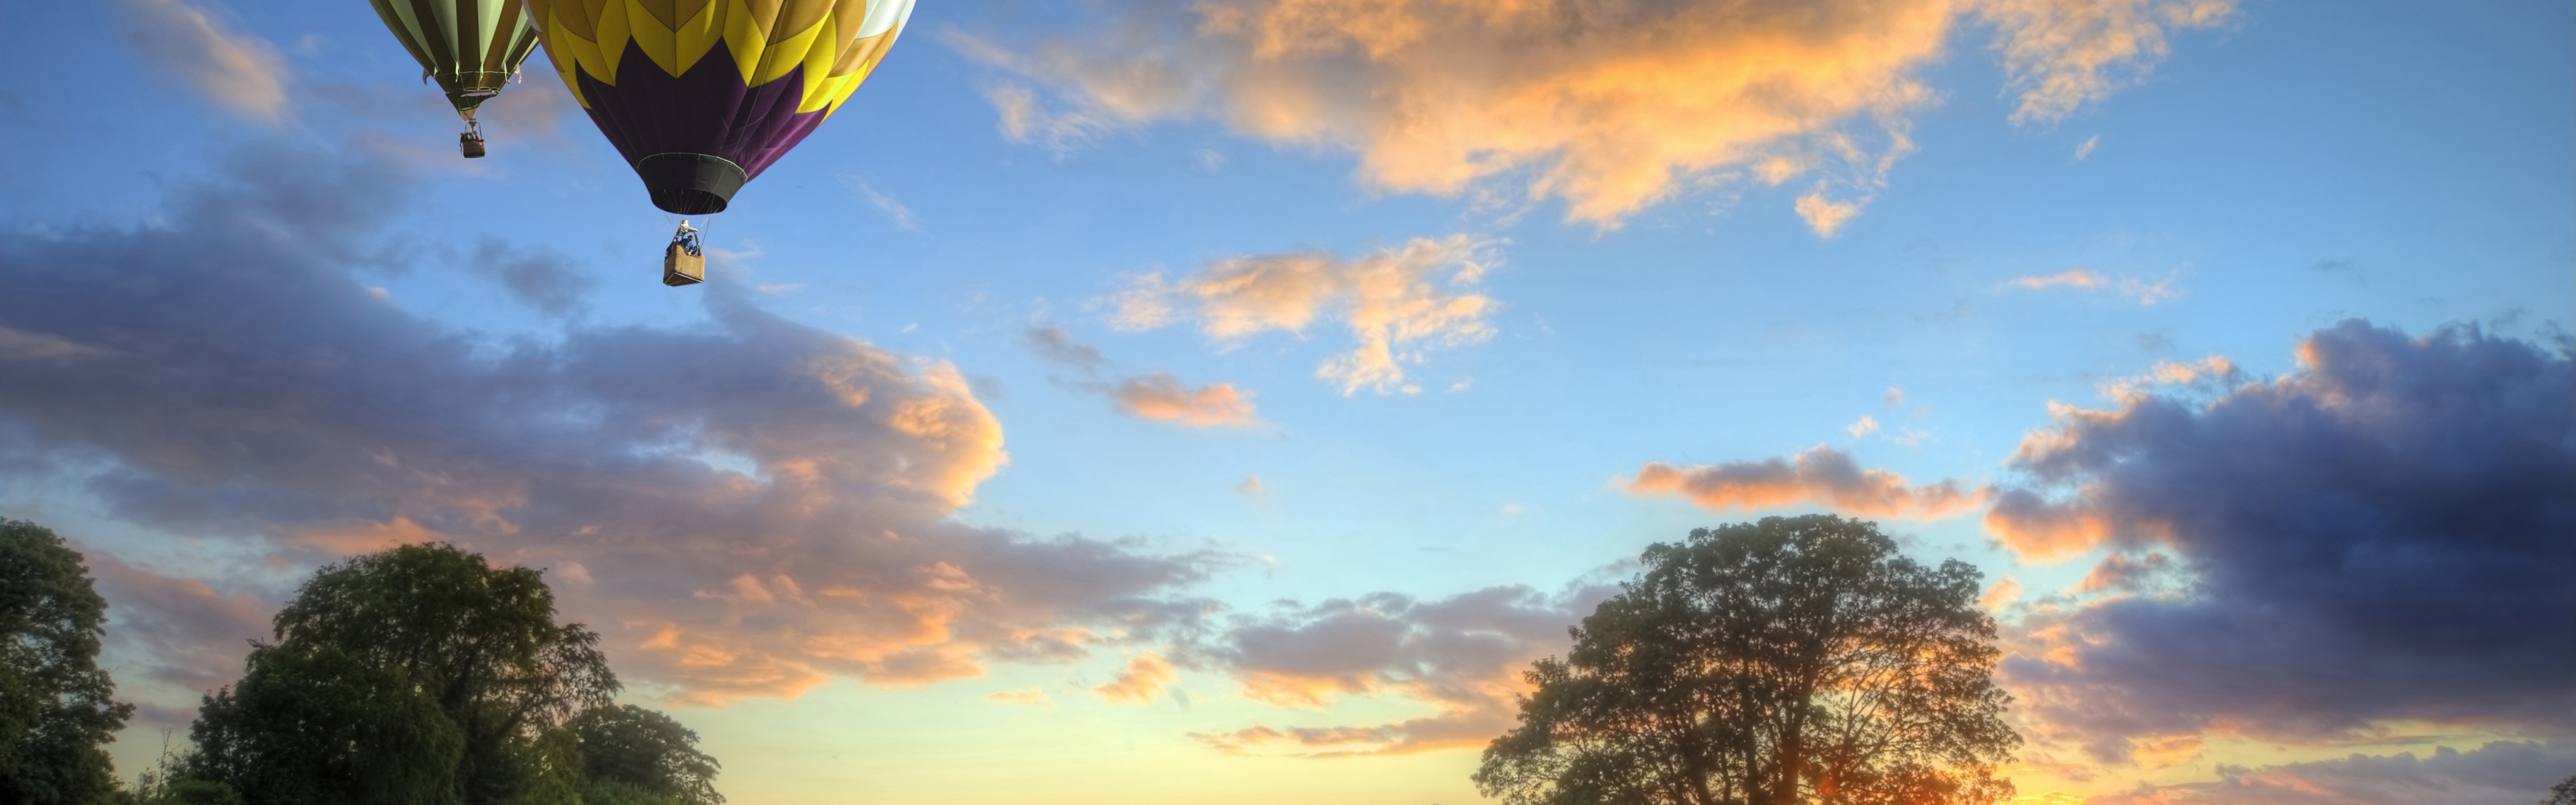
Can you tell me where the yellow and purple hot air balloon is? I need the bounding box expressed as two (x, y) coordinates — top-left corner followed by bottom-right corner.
(523, 0), (916, 218)
(366, 0), (544, 158)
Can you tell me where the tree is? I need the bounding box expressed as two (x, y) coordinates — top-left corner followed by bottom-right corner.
(2546, 774), (2575, 805)
(568, 705), (724, 805)
(1475, 515), (2019, 805)
(188, 543), (616, 805)
(0, 519), (136, 805)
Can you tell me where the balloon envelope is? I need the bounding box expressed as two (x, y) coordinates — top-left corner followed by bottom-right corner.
(367, 0), (543, 120)
(524, 0), (917, 215)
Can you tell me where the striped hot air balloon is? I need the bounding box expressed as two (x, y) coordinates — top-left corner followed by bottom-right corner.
(366, 0), (544, 158)
(523, 0), (916, 215)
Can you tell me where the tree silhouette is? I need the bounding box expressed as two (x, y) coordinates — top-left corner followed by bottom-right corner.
(188, 543), (617, 804)
(0, 519), (135, 805)
(1476, 515), (2018, 805)
(570, 705), (724, 805)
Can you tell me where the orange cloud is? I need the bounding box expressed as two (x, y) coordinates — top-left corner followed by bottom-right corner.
(1981, 0), (2236, 124)
(2129, 733), (2204, 769)
(957, 0), (2230, 228)
(291, 515), (453, 555)
(1625, 445), (1988, 520)
(986, 687), (1055, 707)
(1983, 488), (2115, 561)
(1113, 235), (1495, 395)
(1980, 576), (2025, 612)
(1094, 652), (1178, 704)
(1110, 373), (1260, 427)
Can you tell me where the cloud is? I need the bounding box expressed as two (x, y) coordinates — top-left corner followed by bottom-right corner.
(1235, 476), (1263, 497)
(986, 687), (1055, 707)
(1847, 415), (1881, 439)
(1093, 652), (1178, 704)
(2075, 135), (2101, 160)
(1025, 327), (1106, 372)
(84, 551), (274, 698)
(1022, 328), (1258, 427)
(1980, 0), (2236, 125)
(0, 143), (1221, 707)
(1625, 445), (1988, 520)
(2083, 355), (2245, 406)
(1188, 582), (1618, 757)
(115, 0), (290, 122)
(840, 174), (925, 233)
(1985, 321), (2576, 763)
(467, 238), (595, 316)
(1998, 268), (2183, 304)
(1978, 576), (2023, 612)
(2087, 741), (2576, 805)
(1112, 235), (1496, 395)
(1109, 373), (1260, 427)
(953, 0), (2227, 228)
(0, 325), (114, 360)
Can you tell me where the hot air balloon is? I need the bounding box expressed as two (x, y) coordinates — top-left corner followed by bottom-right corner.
(366, 0), (544, 158)
(524, 0), (916, 284)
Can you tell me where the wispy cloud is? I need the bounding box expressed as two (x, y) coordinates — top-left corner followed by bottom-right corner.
(1999, 268), (2183, 305)
(1112, 235), (1497, 396)
(1980, 0), (2236, 125)
(115, 0), (289, 121)
(986, 687), (1056, 708)
(840, 173), (925, 233)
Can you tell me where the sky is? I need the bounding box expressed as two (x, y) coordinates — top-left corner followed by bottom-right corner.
(2, 0), (2571, 803)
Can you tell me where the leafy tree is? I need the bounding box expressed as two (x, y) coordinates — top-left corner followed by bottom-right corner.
(1476, 515), (2019, 805)
(0, 519), (136, 805)
(188, 543), (616, 805)
(569, 705), (724, 805)
(125, 735), (243, 805)
(2546, 774), (2575, 805)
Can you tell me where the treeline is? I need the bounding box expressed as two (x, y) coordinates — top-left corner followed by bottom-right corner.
(1, 519), (721, 805)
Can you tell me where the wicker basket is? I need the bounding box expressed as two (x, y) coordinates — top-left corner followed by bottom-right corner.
(663, 242), (705, 286)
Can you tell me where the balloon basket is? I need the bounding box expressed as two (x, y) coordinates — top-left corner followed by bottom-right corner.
(663, 222), (705, 286)
(663, 244), (704, 286)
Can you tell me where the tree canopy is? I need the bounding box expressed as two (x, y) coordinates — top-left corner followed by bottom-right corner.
(0, 519), (136, 805)
(187, 543), (619, 805)
(569, 705), (724, 805)
(1475, 515), (2018, 805)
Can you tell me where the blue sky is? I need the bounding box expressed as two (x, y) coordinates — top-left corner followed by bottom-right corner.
(3, 1), (2571, 803)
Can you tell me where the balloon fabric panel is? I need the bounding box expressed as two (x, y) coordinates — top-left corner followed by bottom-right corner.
(524, 0), (914, 213)
(366, 0), (543, 117)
